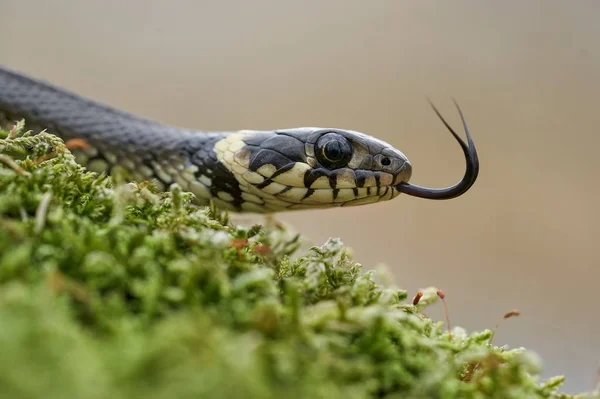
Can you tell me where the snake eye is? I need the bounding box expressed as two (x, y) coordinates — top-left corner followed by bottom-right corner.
(315, 133), (353, 169)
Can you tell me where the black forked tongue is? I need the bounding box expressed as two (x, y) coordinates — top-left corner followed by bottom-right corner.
(396, 100), (479, 200)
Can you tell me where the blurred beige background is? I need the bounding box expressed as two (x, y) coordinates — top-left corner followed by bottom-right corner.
(1, 0), (598, 393)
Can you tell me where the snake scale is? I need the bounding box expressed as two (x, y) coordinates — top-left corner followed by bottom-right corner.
(0, 65), (479, 213)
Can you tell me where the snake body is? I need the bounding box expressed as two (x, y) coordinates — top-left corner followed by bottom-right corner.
(0, 65), (479, 213)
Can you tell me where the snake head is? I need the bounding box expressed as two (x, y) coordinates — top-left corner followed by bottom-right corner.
(214, 101), (478, 213)
(214, 127), (413, 212)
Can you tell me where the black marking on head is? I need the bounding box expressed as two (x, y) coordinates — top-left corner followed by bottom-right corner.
(328, 174), (337, 189)
(269, 162), (296, 180)
(249, 149), (293, 172)
(375, 173), (381, 190)
(333, 188), (339, 200)
(367, 187), (372, 196)
(354, 170), (372, 188)
(352, 188), (358, 197)
(303, 168), (329, 188)
(302, 188), (315, 200)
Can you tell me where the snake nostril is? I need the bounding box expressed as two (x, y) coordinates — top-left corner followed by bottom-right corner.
(381, 157), (391, 166)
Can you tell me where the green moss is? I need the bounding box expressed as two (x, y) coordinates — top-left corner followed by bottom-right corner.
(0, 123), (596, 399)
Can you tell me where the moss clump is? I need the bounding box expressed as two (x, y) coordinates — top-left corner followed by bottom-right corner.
(0, 122), (596, 399)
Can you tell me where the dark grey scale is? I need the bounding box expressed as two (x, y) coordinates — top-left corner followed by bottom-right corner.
(273, 128), (315, 141)
(243, 132), (308, 176)
(241, 131), (277, 146)
(210, 161), (245, 209)
(375, 174), (381, 195)
(258, 135), (306, 163)
(187, 140), (217, 180)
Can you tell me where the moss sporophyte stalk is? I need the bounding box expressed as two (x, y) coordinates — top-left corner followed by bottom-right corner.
(0, 123), (597, 398)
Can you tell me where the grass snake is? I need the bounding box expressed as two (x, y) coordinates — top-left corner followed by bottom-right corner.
(0, 65), (479, 213)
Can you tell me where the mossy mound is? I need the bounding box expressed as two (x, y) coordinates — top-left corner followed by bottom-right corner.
(0, 122), (596, 398)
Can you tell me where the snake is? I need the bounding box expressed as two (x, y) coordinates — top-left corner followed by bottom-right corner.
(0, 65), (479, 213)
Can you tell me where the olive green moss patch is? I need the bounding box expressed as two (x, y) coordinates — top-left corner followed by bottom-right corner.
(0, 122), (597, 398)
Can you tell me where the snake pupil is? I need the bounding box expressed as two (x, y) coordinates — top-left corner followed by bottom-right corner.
(324, 141), (342, 160)
(381, 157), (391, 166)
(315, 132), (353, 169)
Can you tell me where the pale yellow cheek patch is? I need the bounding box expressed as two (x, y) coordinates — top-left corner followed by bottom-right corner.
(257, 164), (276, 178)
(271, 163), (312, 187)
(242, 171), (264, 185)
(223, 151), (235, 165)
(214, 139), (228, 153)
(229, 140), (245, 152)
